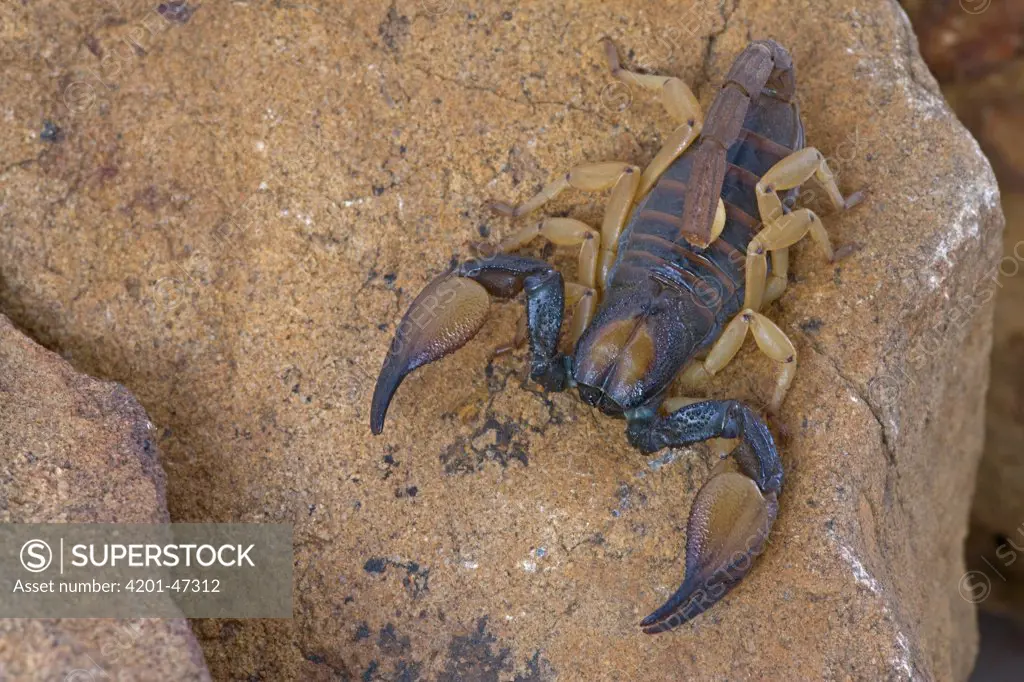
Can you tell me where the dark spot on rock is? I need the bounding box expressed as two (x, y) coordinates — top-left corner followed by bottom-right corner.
(440, 617), (512, 681)
(373, 185), (386, 196)
(395, 661), (422, 681)
(399, 145), (407, 154)
(378, 323), (388, 331)
(40, 121), (63, 143)
(406, 486), (418, 497)
(378, 622), (411, 656)
(219, 620), (241, 643)
(157, 0), (198, 23)
(383, 272), (397, 286)
(502, 11), (513, 20)
(355, 622), (371, 641)
(344, 595), (355, 604)
(800, 317), (824, 334)
(304, 652), (326, 664)
(441, 417), (528, 474)
(478, 224), (490, 238)
(995, 533), (1010, 550)
(362, 660), (379, 682)
(378, 4), (410, 52)
(383, 453), (396, 466)
(85, 34), (102, 58)
(514, 651), (556, 681)
(364, 557), (388, 574)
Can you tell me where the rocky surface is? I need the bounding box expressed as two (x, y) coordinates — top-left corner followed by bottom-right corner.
(0, 0), (1003, 680)
(902, 0), (1024, 628)
(0, 314), (210, 680)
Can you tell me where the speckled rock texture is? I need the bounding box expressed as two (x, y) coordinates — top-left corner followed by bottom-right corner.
(902, 0), (1024, 626)
(0, 0), (1003, 680)
(0, 315), (210, 680)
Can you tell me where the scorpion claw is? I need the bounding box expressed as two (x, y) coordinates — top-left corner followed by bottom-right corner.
(371, 272), (491, 435)
(641, 468), (778, 633)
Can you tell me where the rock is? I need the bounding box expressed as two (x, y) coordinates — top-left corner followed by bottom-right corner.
(0, 0), (1003, 680)
(963, 189), (1024, 620)
(0, 315), (210, 680)
(901, 0), (1024, 626)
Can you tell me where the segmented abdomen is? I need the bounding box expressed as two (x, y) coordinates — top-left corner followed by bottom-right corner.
(609, 94), (805, 335)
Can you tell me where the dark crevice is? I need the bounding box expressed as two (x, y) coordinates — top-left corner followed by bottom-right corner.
(802, 335), (896, 468)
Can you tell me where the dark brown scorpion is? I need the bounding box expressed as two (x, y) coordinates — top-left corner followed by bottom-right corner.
(370, 39), (861, 633)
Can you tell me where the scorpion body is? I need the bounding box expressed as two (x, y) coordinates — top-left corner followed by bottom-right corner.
(370, 39), (860, 633)
(575, 43), (805, 419)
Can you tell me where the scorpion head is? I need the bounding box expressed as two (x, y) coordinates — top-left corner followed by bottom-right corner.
(572, 284), (703, 417)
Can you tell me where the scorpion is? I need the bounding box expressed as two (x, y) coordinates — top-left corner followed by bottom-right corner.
(370, 39), (861, 634)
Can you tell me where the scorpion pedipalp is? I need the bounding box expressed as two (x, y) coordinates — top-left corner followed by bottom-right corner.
(370, 272), (491, 435)
(371, 254), (569, 435)
(627, 399), (782, 633)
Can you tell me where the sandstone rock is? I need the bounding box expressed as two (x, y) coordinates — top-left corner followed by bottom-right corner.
(0, 315), (210, 680)
(0, 0), (1003, 679)
(901, 0), (1024, 627)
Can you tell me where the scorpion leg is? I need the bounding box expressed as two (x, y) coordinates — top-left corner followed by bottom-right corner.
(602, 38), (703, 198)
(626, 400), (782, 634)
(680, 309), (797, 413)
(370, 254), (567, 435)
(748, 147), (862, 309)
(744, 208), (835, 312)
(496, 217), (601, 344)
(489, 163), (640, 291)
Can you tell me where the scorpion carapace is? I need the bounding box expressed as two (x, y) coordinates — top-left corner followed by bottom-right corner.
(370, 39), (861, 633)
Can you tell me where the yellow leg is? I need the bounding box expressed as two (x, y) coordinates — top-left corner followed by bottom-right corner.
(499, 217), (600, 288)
(498, 218), (602, 342)
(602, 38), (703, 198)
(763, 248), (789, 305)
(747, 147), (862, 310)
(565, 283), (597, 348)
(744, 209), (835, 311)
(680, 309), (797, 412)
(490, 161), (640, 294)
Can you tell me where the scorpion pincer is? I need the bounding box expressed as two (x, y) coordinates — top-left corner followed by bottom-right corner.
(370, 38), (861, 633)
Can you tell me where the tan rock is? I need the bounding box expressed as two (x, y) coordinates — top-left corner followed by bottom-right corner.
(0, 0), (1003, 680)
(0, 315), (210, 680)
(900, 0), (1024, 626)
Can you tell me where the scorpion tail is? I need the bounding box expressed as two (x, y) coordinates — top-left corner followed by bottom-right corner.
(626, 399), (783, 634)
(371, 272), (491, 435)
